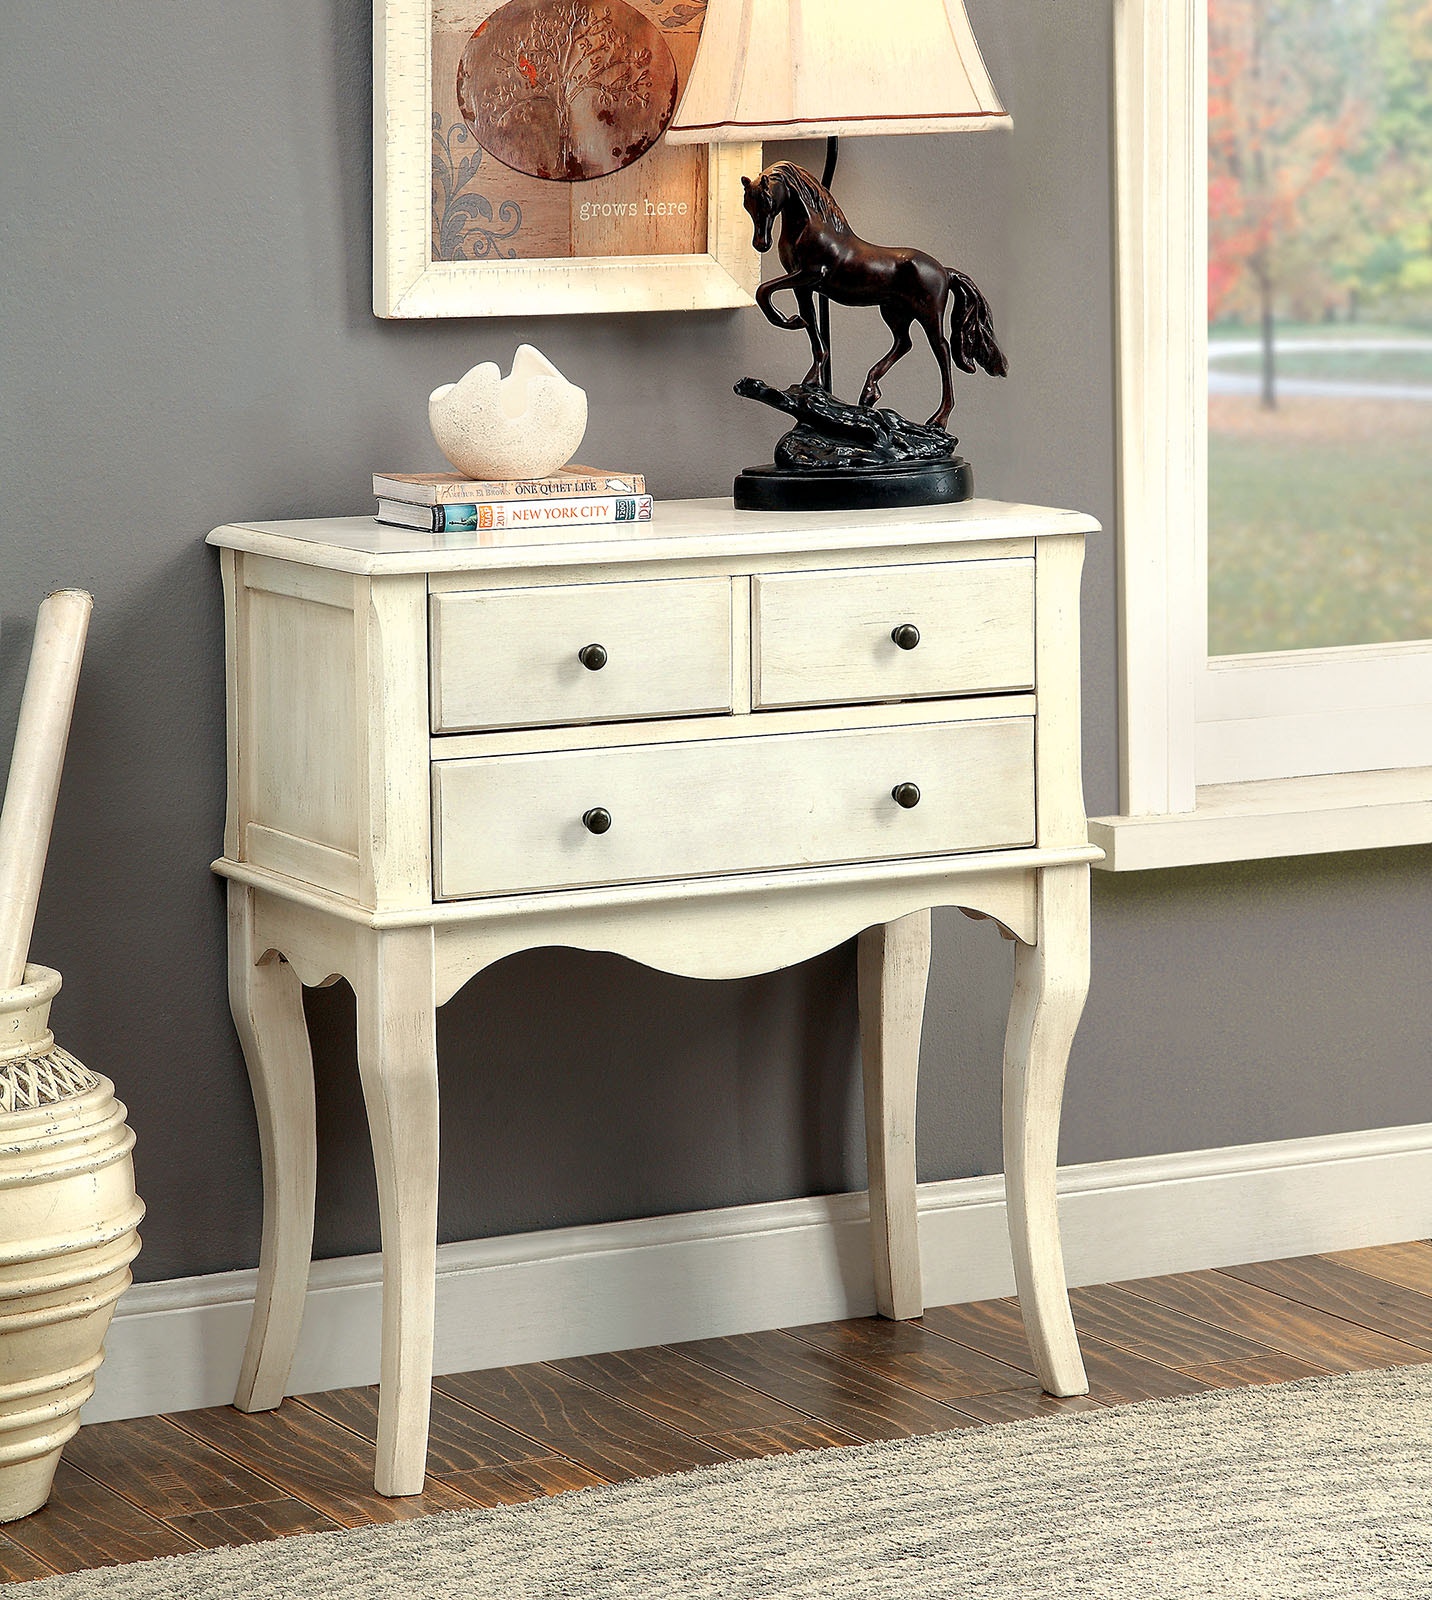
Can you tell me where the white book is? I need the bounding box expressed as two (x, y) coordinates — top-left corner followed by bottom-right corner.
(375, 495), (654, 536)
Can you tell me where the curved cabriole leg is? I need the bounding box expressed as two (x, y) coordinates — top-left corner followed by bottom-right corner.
(229, 882), (317, 1414)
(354, 927), (439, 1497)
(1003, 865), (1090, 1396)
(858, 909), (932, 1321)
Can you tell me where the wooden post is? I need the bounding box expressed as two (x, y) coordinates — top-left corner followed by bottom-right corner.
(0, 590), (92, 989)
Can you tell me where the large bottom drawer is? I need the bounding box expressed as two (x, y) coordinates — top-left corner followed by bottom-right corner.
(432, 716), (1034, 900)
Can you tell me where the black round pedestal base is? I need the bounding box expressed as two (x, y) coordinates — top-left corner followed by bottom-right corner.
(733, 457), (973, 512)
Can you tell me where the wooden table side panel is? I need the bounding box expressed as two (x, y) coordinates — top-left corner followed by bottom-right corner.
(1034, 532), (1090, 848)
(358, 574), (432, 909)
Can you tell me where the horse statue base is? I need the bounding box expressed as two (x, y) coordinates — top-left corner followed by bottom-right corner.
(732, 379), (973, 512)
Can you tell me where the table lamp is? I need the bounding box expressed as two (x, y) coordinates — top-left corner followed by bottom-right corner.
(666, 0), (1012, 511)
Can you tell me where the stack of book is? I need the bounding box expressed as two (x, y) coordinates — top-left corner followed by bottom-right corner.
(373, 467), (652, 538)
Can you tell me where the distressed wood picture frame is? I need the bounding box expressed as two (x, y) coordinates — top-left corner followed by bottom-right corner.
(374, 0), (762, 318)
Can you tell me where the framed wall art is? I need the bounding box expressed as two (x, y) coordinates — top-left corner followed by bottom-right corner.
(374, 0), (762, 318)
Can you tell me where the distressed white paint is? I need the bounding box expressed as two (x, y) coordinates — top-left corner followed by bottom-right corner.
(858, 911), (932, 1320)
(211, 498), (1096, 1494)
(209, 499), (1091, 577)
(751, 559), (1034, 710)
(430, 578), (734, 733)
(1002, 864), (1091, 1394)
(228, 887), (317, 1417)
(432, 716), (1035, 899)
(1033, 535), (1090, 849)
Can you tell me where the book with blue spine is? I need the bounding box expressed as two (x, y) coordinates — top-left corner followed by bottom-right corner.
(376, 495), (654, 534)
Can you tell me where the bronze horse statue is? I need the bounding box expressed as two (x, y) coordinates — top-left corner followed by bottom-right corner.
(741, 160), (1007, 431)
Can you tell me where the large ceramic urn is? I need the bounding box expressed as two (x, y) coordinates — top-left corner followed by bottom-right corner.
(0, 965), (142, 1522)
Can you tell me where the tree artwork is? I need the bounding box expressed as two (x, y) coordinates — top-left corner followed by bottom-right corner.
(458, 0), (680, 183)
(489, 4), (654, 154)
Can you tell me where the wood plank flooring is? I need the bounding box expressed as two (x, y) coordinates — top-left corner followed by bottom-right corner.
(4, 1241), (1430, 1581)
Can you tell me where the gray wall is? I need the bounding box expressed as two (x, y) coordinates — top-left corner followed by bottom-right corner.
(3, 1), (1428, 1283)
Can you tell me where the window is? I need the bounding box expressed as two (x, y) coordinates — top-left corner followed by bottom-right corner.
(1095, 0), (1432, 866)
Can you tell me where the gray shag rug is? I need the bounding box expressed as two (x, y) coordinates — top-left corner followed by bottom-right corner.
(19, 1364), (1432, 1598)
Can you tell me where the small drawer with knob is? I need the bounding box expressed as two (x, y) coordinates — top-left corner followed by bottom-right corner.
(751, 559), (1034, 710)
(430, 577), (734, 734)
(431, 713), (1034, 899)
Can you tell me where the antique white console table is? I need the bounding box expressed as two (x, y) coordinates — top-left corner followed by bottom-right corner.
(210, 497), (1101, 1495)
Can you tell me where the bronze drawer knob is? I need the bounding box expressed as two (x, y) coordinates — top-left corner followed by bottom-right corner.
(578, 643), (608, 671)
(891, 624), (921, 650)
(891, 783), (922, 809)
(582, 807), (612, 834)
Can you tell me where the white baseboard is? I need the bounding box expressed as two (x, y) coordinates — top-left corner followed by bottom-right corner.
(88, 1123), (1432, 1425)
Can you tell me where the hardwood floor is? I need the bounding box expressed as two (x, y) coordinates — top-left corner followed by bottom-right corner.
(3, 1241), (1430, 1581)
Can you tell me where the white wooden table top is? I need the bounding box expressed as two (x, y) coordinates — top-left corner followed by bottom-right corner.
(207, 497), (1101, 576)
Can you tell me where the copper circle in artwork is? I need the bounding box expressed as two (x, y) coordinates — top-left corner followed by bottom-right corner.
(458, 0), (680, 184)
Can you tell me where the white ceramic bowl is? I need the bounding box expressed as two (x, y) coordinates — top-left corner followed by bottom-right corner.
(429, 345), (588, 481)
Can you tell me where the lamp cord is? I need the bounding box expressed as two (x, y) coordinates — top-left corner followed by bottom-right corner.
(817, 136), (839, 389)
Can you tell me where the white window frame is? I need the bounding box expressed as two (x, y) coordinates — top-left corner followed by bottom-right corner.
(1092, 0), (1432, 869)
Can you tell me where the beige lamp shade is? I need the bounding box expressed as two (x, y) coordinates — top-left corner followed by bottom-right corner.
(665, 0), (1011, 144)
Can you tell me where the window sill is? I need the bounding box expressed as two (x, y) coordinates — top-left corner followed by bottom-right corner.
(1088, 768), (1432, 871)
